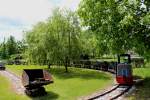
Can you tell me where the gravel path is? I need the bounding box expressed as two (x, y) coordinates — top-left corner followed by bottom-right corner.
(0, 70), (25, 95)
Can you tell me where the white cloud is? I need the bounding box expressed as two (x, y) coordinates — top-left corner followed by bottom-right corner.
(0, 0), (81, 42)
(0, 30), (23, 42)
(0, 0), (54, 24)
(57, 0), (81, 11)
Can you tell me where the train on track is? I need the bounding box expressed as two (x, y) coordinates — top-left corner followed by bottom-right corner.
(72, 54), (133, 85)
(72, 59), (117, 73)
(87, 54), (134, 100)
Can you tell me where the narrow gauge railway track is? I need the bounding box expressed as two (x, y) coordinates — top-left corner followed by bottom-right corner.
(73, 60), (133, 100)
(88, 85), (132, 100)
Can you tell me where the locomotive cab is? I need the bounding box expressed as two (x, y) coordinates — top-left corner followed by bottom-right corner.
(116, 54), (133, 85)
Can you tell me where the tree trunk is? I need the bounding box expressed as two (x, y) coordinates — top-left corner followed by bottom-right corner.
(65, 57), (68, 72)
(65, 65), (68, 72)
(48, 64), (51, 69)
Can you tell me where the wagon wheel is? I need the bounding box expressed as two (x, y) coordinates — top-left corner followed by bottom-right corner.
(38, 87), (47, 95)
(25, 89), (32, 96)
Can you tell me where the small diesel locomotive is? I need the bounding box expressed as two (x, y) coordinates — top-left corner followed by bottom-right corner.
(116, 54), (133, 85)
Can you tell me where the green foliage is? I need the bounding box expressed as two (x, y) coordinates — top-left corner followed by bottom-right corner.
(78, 0), (150, 57)
(16, 41), (27, 54)
(26, 9), (82, 68)
(6, 36), (18, 56)
(0, 41), (8, 59)
(80, 30), (109, 58)
(0, 36), (26, 60)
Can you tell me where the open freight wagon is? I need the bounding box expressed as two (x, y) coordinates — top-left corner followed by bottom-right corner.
(22, 69), (53, 96)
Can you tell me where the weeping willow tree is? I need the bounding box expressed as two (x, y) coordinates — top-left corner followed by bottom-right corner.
(25, 8), (82, 72)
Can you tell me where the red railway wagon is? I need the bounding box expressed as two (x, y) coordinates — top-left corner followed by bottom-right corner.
(116, 54), (133, 85)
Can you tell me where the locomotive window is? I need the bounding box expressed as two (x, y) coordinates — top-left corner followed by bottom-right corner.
(117, 67), (131, 76)
(117, 67), (123, 76)
(120, 57), (128, 63)
(118, 68), (131, 77)
(122, 69), (127, 76)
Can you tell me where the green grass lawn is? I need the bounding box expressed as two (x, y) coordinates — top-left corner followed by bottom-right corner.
(127, 67), (150, 100)
(5, 65), (113, 100)
(0, 75), (30, 100)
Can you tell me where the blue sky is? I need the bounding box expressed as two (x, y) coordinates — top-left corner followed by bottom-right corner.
(0, 0), (81, 42)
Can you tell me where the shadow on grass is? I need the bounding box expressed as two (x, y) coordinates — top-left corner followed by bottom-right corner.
(29, 91), (59, 100)
(45, 66), (111, 80)
(128, 77), (150, 99)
